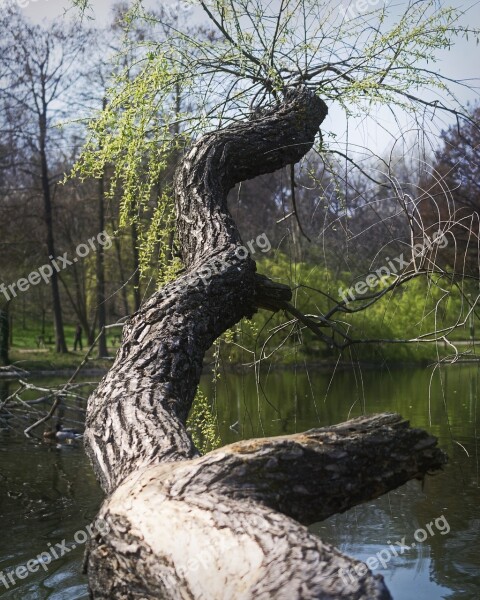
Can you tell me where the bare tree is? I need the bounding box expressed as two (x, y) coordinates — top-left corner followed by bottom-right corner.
(0, 8), (90, 352)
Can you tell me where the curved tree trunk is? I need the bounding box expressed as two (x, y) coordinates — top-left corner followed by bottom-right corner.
(84, 88), (446, 599)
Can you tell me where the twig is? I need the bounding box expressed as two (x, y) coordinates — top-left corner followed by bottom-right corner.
(23, 323), (123, 437)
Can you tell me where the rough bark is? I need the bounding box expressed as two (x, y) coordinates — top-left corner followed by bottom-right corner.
(84, 88), (446, 599)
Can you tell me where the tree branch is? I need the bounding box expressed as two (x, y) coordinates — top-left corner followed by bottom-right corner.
(153, 413), (447, 526)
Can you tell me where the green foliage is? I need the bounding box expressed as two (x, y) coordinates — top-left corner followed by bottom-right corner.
(70, 21), (184, 279)
(68, 0), (479, 366)
(187, 389), (222, 454)
(71, 0), (479, 282)
(217, 252), (475, 364)
(194, 1), (475, 120)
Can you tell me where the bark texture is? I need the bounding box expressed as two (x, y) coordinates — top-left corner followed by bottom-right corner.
(84, 88), (446, 599)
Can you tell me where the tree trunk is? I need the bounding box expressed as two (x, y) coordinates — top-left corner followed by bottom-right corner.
(96, 160), (109, 357)
(59, 260), (98, 345)
(84, 88), (446, 599)
(39, 102), (67, 353)
(109, 213), (130, 316)
(0, 301), (9, 365)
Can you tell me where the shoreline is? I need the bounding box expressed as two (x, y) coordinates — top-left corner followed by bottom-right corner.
(1, 357), (479, 379)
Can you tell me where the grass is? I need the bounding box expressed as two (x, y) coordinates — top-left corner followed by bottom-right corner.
(6, 321), (118, 372)
(6, 317), (480, 374)
(8, 349), (113, 372)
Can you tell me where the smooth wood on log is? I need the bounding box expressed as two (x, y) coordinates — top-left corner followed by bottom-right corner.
(83, 88), (446, 599)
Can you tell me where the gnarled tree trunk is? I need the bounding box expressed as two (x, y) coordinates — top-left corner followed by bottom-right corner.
(84, 88), (446, 599)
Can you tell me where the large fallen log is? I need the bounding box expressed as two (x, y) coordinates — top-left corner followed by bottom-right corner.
(84, 87), (446, 599)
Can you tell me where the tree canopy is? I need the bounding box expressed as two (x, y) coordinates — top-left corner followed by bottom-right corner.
(71, 0), (480, 359)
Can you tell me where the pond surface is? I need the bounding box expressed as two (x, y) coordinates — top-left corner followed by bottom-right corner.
(0, 364), (479, 599)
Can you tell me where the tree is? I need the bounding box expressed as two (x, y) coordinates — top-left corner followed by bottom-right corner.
(75, 1), (478, 597)
(0, 9), (89, 352)
(78, 24), (127, 355)
(84, 87), (445, 600)
(0, 300), (9, 365)
(0, 134), (43, 356)
(417, 102), (480, 276)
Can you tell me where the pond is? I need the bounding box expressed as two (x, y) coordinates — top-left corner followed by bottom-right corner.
(0, 364), (479, 599)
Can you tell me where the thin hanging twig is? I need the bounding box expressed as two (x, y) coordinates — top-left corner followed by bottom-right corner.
(290, 163), (311, 242)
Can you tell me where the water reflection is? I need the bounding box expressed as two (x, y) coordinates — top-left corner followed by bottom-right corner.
(0, 378), (102, 600)
(203, 364), (480, 600)
(0, 365), (478, 599)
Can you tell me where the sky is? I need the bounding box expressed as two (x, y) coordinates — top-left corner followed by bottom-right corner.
(3, 0), (479, 160)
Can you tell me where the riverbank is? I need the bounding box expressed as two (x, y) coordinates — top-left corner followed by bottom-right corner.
(2, 351), (479, 379)
(0, 350), (114, 379)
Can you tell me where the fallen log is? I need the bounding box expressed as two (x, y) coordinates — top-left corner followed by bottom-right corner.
(83, 87), (446, 599)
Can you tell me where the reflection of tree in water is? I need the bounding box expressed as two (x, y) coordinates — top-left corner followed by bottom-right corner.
(424, 446), (480, 599)
(303, 366), (479, 600)
(394, 371), (480, 599)
(201, 365), (479, 598)
(0, 380), (14, 512)
(0, 429), (98, 523)
(423, 369), (480, 598)
(431, 517), (480, 600)
(0, 377), (97, 523)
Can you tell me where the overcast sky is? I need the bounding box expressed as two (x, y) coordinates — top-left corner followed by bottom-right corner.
(7, 0), (480, 159)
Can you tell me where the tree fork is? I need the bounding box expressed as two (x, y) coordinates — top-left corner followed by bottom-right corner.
(84, 88), (446, 599)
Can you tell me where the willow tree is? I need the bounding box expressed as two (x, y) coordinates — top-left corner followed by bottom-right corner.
(75, 1), (478, 597)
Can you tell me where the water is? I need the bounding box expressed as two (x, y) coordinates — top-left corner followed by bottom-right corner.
(0, 379), (102, 600)
(1, 365), (479, 599)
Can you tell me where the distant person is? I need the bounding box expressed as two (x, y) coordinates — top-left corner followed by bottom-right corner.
(74, 323), (83, 351)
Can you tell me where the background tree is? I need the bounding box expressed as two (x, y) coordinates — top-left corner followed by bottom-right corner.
(0, 9), (91, 352)
(418, 102), (480, 277)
